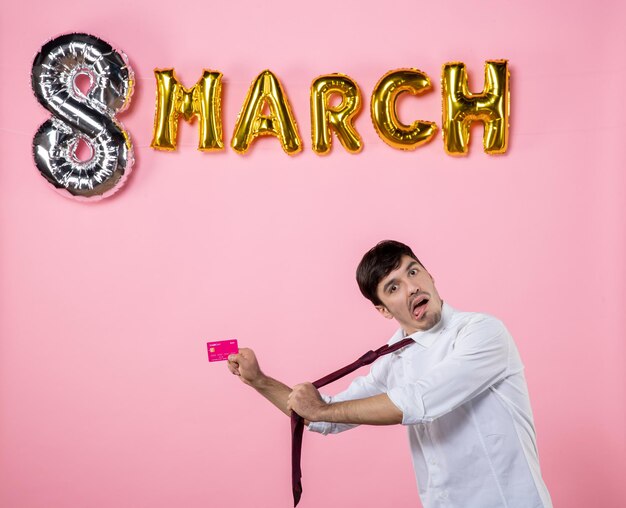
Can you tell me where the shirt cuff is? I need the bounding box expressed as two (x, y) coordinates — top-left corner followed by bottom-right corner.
(387, 385), (427, 425)
(306, 393), (333, 435)
(307, 421), (333, 435)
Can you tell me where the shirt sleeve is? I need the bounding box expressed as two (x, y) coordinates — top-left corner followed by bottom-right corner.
(387, 315), (511, 425)
(307, 366), (387, 435)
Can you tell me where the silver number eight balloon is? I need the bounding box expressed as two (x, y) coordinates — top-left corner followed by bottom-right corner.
(31, 33), (134, 200)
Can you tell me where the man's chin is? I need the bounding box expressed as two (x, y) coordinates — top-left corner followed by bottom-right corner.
(413, 311), (442, 332)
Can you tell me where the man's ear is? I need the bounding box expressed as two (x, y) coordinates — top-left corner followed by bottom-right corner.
(375, 305), (394, 320)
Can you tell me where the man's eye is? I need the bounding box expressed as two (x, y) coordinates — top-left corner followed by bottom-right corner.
(409, 269), (416, 276)
(389, 285), (398, 293)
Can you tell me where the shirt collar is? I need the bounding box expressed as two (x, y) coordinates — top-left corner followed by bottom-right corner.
(388, 301), (454, 349)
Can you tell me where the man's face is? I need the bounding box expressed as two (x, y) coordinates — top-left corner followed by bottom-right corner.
(375, 255), (443, 334)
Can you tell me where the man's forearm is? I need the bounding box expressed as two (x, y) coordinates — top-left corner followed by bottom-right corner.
(315, 393), (403, 425)
(252, 375), (293, 417)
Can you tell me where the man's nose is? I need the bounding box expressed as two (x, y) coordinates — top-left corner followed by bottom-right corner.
(407, 279), (420, 295)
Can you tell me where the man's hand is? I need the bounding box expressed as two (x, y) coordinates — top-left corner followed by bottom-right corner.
(287, 382), (328, 422)
(227, 348), (265, 387)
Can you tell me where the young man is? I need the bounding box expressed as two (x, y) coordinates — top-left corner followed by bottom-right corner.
(227, 240), (552, 508)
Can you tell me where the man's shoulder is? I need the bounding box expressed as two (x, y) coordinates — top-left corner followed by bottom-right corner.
(448, 306), (510, 338)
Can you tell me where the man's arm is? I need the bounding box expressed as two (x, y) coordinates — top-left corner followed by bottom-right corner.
(288, 382), (403, 425)
(387, 316), (511, 424)
(227, 348), (308, 421)
(228, 348), (400, 427)
(290, 316), (511, 427)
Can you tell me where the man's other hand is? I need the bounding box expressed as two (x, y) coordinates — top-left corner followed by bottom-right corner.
(288, 382), (327, 422)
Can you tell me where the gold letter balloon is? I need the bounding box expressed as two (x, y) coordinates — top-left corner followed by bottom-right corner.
(151, 69), (224, 151)
(310, 74), (362, 154)
(441, 60), (510, 155)
(231, 70), (302, 155)
(370, 69), (438, 150)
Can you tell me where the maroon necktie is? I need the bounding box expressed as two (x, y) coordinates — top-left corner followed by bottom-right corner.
(290, 337), (415, 506)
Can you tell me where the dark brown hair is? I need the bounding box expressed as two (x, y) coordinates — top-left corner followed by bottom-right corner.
(356, 240), (423, 306)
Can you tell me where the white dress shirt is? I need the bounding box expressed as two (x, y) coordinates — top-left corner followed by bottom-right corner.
(308, 303), (552, 508)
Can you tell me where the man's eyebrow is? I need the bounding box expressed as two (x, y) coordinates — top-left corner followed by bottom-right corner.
(406, 261), (420, 272)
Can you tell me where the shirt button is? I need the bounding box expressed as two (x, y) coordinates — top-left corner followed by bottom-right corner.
(429, 459), (437, 466)
(439, 490), (449, 499)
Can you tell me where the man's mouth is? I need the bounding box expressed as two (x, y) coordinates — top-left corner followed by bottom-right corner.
(411, 296), (429, 319)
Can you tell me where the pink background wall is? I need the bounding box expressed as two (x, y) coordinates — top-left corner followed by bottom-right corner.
(1, 1), (624, 506)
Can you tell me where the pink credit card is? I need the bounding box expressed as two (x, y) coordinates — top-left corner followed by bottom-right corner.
(207, 339), (238, 362)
